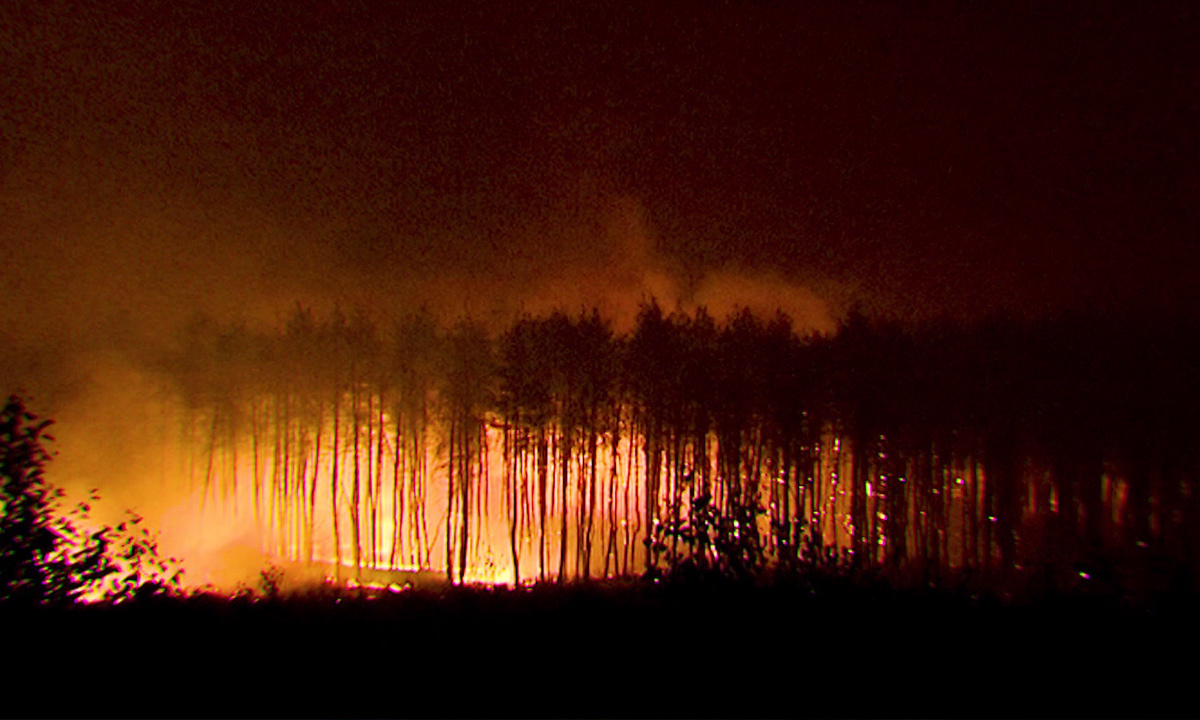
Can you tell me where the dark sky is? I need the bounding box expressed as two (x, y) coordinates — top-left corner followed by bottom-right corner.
(2, 1), (1198, 396)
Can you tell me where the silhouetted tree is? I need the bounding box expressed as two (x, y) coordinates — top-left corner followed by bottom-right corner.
(0, 396), (181, 604)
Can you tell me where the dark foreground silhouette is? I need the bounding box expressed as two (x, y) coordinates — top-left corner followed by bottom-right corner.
(5, 576), (1197, 719)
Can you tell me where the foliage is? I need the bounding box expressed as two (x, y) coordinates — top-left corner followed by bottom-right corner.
(650, 492), (768, 583)
(0, 395), (181, 604)
(258, 564), (284, 599)
(651, 490), (859, 585)
(96, 510), (185, 602)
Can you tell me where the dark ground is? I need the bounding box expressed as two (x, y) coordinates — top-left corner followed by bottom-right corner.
(7, 577), (1198, 719)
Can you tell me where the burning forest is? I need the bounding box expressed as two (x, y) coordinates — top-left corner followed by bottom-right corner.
(3, 1), (1198, 716)
(153, 302), (1200, 600)
(7, 301), (1200, 717)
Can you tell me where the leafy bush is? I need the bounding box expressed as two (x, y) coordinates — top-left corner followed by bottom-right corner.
(650, 492), (768, 582)
(0, 395), (181, 604)
(651, 489), (860, 586)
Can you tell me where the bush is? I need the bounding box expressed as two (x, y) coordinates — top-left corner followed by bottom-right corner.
(650, 492), (768, 583)
(651, 490), (860, 587)
(0, 395), (181, 604)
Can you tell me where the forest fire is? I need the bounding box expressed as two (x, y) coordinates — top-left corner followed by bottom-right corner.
(137, 303), (1198, 599)
(2, 2), (1196, 715)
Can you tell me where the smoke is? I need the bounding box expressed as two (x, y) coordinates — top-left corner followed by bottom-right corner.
(690, 270), (836, 335)
(5, 0), (1191, 594)
(1, 132), (838, 591)
(429, 193), (837, 334)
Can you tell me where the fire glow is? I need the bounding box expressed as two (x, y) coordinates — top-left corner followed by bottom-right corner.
(98, 303), (1169, 596)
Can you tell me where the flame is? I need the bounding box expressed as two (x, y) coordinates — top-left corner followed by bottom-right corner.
(146, 413), (914, 591)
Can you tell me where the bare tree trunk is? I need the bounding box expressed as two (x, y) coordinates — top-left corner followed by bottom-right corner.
(583, 425), (598, 580)
(644, 422), (660, 573)
(604, 405), (621, 577)
(506, 422), (520, 586)
(625, 420), (638, 575)
(252, 402), (262, 529)
(458, 418), (471, 584)
(351, 382), (362, 578)
(331, 392), (342, 579)
(307, 402), (322, 564)
(390, 408), (403, 568)
(200, 411), (219, 515)
(558, 424), (570, 582)
(537, 426), (548, 583)
(373, 390), (386, 568)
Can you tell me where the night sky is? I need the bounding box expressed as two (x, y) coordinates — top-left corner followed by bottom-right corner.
(2, 1), (1198, 403)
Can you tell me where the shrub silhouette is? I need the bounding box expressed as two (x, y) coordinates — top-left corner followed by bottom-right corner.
(0, 395), (181, 604)
(651, 491), (768, 582)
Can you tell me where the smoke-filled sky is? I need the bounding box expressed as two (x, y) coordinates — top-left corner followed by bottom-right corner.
(1, 0), (1196, 586)
(2, 0), (1198, 404)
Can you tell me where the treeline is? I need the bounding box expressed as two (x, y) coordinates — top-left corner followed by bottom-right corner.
(159, 303), (1200, 594)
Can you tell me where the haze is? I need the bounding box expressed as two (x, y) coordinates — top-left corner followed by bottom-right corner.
(1, 1), (1195, 585)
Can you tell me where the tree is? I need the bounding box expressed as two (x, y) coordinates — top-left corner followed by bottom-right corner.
(0, 395), (180, 604)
